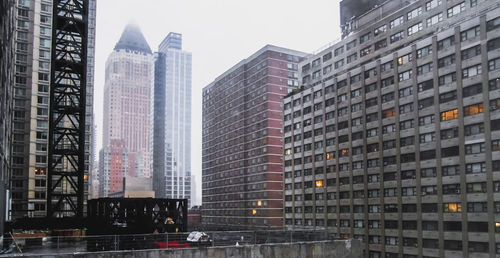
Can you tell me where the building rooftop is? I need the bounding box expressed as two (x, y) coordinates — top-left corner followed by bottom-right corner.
(114, 23), (152, 54)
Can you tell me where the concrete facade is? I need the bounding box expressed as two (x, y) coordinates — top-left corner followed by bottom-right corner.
(283, 0), (500, 257)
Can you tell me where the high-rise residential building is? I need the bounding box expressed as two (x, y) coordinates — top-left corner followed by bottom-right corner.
(202, 45), (306, 228)
(153, 33), (192, 203)
(99, 23), (153, 197)
(283, 0), (500, 257)
(9, 0), (95, 219)
(1, 0), (16, 233)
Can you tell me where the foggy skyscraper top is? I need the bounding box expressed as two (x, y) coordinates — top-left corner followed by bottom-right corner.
(159, 32), (182, 51)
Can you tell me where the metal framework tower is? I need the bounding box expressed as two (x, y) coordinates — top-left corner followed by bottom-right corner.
(47, 0), (88, 217)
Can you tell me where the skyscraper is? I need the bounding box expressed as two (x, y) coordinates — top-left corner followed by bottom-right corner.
(153, 33), (192, 203)
(283, 0), (500, 257)
(8, 0), (95, 218)
(0, 0), (16, 233)
(100, 23), (153, 197)
(202, 45), (306, 228)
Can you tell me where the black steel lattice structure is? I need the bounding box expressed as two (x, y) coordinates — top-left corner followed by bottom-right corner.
(47, 0), (88, 218)
(87, 198), (188, 235)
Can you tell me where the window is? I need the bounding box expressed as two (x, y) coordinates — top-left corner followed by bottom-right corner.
(439, 90), (457, 103)
(493, 140), (500, 151)
(323, 65), (332, 75)
(488, 37), (500, 52)
(417, 46), (432, 59)
(374, 24), (387, 36)
(443, 203), (462, 212)
(408, 22), (423, 36)
(399, 87), (412, 98)
(400, 119), (414, 130)
(419, 97), (434, 109)
(418, 79), (433, 92)
(334, 59), (344, 69)
(461, 45), (481, 62)
(398, 70), (412, 82)
(461, 26), (480, 41)
(463, 103), (483, 116)
(420, 149), (436, 160)
(367, 158), (378, 168)
(390, 16), (404, 28)
(40, 15), (51, 24)
(420, 132), (435, 143)
(447, 2), (465, 17)
(470, 0), (486, 6)
(366, 128), (377, 137)
(438, 72), (456, 86)
(426, 0), (441, 11)
(334, 46), (344, 56)
(487, 16), (500, 31)
(441, 127), (458, 139)
(426, 13), (443, 27)
(438, 36), (455, 51)
(407, 7), (422, 20)
(390, 31), (404, 43)
(323, 52), (332, 62)
(383, 140), (396, 150)
(464, 123), (484, 136)
(381, 76), (395, 87)
(467, 182), (487, 193)
(351, 74), (361, 83)
(465, 142), (485, 154)
(469, 242), (489, 253)
(384, 188), (397, 197)
(374, 39), (387, 50)
(489, 58), (500, 71)
(442, 146), (459, 157)
(360, 32), (371, 44)
(398, 53), (412, 66)
(399, 103), (413, 114)
(347, 53), (357, 63)
(438, 54), (455, 68)
(346, 40), (357, 50)
(422, 185), (437, 195)
(440, 109), (458, 121)
(467, 202), (487, 212)
(463, 83), (482, 98)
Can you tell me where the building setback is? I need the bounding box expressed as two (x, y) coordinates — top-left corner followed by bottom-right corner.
(202, 45), (307, 228)
(283, 0), (500, 257)
(9, 0), (95, 218)
(153, 33), (192, 203)
(100, 23), (153, 197)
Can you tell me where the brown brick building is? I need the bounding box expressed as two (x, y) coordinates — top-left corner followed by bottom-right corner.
(202, 45), (307, 228)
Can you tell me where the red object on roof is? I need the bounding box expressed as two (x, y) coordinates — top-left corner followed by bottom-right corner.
(154, 241), (190, 249)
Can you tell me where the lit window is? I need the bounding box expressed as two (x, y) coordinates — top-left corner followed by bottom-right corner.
(463, 103), (483, 116)
(441, 109), (458, 121)
(444, 203), (462, 212)
(315, 180), (323, 188)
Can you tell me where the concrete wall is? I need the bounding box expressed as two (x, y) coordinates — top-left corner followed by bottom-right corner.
(20, 240), (362, 258)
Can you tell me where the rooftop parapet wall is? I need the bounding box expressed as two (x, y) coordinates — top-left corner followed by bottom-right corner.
(15, 240), (363, 258)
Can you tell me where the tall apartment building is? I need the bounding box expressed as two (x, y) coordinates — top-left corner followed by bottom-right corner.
(153, 33), (192, 202)
(283, 0), (500, 257)
(202, 45), (306, 228)
(99, 23), (153, 197)
(1, 0), (16, 233)
(9, 0), (95, 218)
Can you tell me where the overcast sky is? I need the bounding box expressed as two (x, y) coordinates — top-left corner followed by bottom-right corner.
(95, 0), (341, 205)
